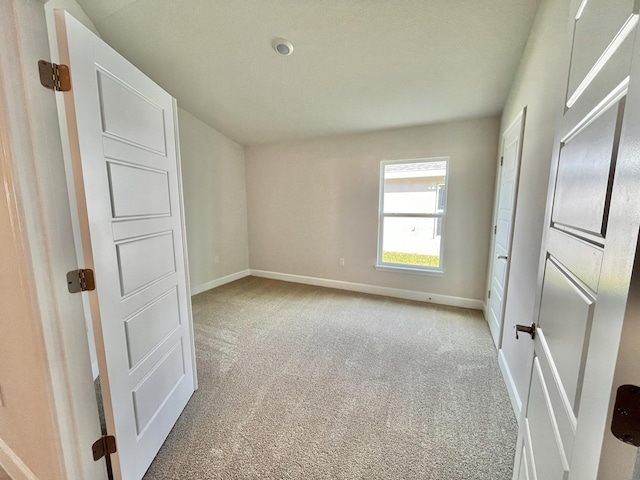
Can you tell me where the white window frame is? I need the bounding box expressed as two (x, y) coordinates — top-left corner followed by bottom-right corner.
(375, 157), (449, 275)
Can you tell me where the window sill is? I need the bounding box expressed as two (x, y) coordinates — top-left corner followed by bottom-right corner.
(374, 264), (444, 277)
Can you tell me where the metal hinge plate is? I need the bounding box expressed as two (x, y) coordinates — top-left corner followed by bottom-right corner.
(494, 225), (497, 235)
(488, 290), (491, 299)
(500, 156), (504, 166)
(92, 435), (117, 461)
(38, 60), (71, 91)
(67, 269), (95, 293)
(611, 384), (640, 447)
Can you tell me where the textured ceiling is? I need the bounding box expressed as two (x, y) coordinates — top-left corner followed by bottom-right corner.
(76, 0), (541, 145)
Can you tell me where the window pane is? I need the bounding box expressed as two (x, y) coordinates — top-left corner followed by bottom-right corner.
(383, 161), (447, 214)
(378, 158), (447, 271)
(382, 216), (441, 268)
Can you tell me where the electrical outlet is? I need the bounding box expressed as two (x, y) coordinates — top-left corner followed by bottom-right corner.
(214, 256), (220, 264)
(339, 258), (345, 267)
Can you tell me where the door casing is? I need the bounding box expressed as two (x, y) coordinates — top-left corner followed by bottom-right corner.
(486, 108), (526, 350)
(0, 1), (107, 479)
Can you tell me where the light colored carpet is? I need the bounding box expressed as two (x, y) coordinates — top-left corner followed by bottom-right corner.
(143, 277), (517, 479)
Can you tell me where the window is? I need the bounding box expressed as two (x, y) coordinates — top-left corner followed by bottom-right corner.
(376, 158), (448, 273)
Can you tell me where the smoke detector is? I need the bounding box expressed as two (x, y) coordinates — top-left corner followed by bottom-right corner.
(272, 38), (294, 56)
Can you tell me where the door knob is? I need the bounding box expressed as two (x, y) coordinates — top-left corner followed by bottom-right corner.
(515, 323), (536, 340)
(498, 255), (508, 260)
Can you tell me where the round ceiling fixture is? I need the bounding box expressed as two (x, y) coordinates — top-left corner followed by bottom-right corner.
(272, 38), (294, 56)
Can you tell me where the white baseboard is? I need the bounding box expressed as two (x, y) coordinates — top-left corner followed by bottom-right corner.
(190, 269), (251, 296)
(499, 348), (522, 421)
(249, 270), (484, 310)
(0, 437), (38, 480)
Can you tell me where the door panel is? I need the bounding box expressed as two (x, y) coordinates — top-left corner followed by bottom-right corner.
(528, 358), (570, 480)
(518, 444), (531, 480)
(124, 289), (180, 368)
(489, 280), (505, 338)
(97, 69), (167, 154)
(132, 341), (185, 434)
(538, 259), (594, 411)
(552, 104), (620, 236)
(497, 215), (512, 250)
(116, 233), (177, 295)
(520, 421), (536, 480)
(535, 333), (576, 461)
(563, 33), (633, 136)
(567, 0), (635, 103)
(56, 11), (195, 480)
(107, 162), (171, 218)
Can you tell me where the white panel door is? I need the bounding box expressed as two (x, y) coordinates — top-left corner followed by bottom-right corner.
(55, 11), (195, 480)
(514, 0), (640, 478)
(488, 110), (525, 348)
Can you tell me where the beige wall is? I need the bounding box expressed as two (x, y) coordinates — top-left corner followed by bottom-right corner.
(246, 117), (499, 302)
(0, 3), (67, 478)
(0, 155), (64, 480)
(178, 108), (250, 292)
(496, 0), (573, 410)
(45, 0), (101, 36)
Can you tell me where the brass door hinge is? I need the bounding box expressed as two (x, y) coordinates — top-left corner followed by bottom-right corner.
(92, 435), (117, 461)
(67, 269), (95, 293)
(38, 60), (71, 91)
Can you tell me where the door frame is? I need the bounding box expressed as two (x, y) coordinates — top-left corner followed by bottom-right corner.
(0, 1), (107, 478)
(486, 108), (526, 349)
(0, 2), (196, 479)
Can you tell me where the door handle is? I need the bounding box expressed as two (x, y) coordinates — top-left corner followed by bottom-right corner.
(498, 255), (508, 260)
(515, 323), (536, 340)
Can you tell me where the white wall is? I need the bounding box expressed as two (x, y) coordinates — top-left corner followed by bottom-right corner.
(178, 108), (250, 293)
(246, 117), (499, 305)
(495, 0), (573, 415)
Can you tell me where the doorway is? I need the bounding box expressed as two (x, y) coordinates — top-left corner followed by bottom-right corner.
(487, 109), (525, 349)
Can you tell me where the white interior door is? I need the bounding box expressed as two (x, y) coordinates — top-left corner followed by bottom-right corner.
(54, 11), (195, 480)
(487, 110), (525, 348)
(514, 0), (640, 478)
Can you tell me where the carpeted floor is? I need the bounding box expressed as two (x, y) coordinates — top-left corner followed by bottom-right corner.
(143, 277), (517, 479)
